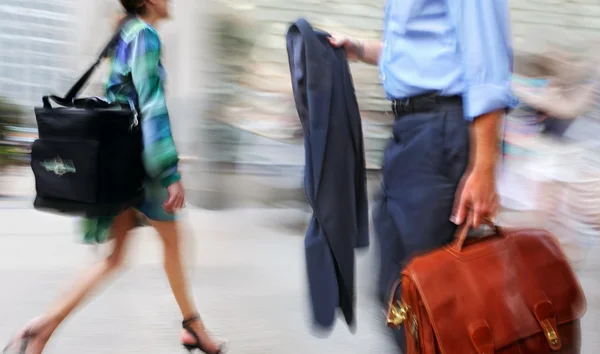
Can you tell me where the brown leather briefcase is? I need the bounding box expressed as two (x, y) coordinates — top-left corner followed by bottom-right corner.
(386, 219), (586, 354)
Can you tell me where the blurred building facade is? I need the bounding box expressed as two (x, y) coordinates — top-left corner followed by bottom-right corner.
(0, 0), (76, 109)
(2, 0), (600, 161)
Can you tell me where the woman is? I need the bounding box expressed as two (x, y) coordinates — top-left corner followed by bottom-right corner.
(3, 1), (224, 353)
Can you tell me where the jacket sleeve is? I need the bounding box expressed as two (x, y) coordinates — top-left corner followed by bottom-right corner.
(127, 27), (180, 187)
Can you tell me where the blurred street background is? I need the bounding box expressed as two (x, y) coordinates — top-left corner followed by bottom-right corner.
(2, 0), (600, 353)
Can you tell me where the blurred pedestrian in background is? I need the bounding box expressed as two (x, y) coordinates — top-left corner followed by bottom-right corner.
(3, 1), (224, 353)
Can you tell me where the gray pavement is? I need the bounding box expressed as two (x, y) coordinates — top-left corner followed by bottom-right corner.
(0, 201), (598, 353)
(0, 206), (396, 354)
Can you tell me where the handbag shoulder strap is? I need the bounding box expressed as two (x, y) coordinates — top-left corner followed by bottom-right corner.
(43, 15), (134, 108)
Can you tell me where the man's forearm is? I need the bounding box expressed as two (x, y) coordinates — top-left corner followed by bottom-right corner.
(355, 40), (383, 66)
(469, 110), (502, 173)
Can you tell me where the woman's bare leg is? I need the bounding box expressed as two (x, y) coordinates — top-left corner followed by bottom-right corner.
(149, 219), (221, 352)
(6, 209), (136, 354)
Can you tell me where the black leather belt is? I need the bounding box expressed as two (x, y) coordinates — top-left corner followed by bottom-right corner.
(391, 94), (462, 116)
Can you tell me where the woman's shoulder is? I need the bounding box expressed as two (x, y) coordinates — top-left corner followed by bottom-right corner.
(120, 17), (161, 45)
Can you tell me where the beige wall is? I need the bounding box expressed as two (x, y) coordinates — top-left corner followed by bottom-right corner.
(39, 0), (600, 127)
(511, 0), (600, 51)
(69, 0), (600, 165)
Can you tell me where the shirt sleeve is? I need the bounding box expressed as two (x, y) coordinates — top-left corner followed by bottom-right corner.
(445, 0), (519, 120)
(127, 27), (180, 187)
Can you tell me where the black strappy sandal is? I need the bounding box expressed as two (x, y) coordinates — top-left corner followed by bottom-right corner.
(181, 315), (225, 354)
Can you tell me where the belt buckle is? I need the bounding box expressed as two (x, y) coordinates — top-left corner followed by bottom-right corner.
(392, 98), (410, 116)
(425, 93), (439, 104)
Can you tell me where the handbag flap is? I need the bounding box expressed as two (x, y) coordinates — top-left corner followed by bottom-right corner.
(403, 228), (586, 353)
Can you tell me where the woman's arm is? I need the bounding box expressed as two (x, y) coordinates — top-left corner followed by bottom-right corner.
(127, 27), (181, 188)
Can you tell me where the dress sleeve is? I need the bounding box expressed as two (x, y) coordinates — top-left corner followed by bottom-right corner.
(127, 27), (180, 187)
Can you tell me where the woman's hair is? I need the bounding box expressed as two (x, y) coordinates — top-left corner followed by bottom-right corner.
(120, 0), (146, 15)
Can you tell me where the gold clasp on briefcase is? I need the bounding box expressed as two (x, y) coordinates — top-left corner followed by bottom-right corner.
(411, 313), (419, 346)
(387, 301), (420, 351)
(387, 300), (410, 328)
(386, 280), (421, 349)
(541, 319), (561, 348)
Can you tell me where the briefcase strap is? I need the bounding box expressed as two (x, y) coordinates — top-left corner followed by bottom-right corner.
(42, 15), (134, 109)
(451, 213), (501, 253)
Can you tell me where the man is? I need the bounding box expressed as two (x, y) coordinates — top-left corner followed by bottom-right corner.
(329, 0), (518, 351)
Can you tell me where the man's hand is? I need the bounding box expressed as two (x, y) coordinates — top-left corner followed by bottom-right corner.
(452, 168), (499, 228)
(452, 109), (503, 228)
(164, 180), (185, 213)
(328, 36), (383, 66)
(327, 36), (363, 61)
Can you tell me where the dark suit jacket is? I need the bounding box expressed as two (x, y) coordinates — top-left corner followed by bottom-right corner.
(286, 18), (369, 331)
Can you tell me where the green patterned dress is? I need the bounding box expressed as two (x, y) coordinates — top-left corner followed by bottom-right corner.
(82, 17), (180, 243)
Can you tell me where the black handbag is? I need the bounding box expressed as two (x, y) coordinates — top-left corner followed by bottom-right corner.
(31, 20), (145, 217)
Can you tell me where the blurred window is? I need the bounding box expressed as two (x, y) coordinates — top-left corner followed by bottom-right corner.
(0, 0), (74, 107)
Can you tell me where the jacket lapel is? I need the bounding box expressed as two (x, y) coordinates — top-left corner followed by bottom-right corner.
(292, 19), (333, 199)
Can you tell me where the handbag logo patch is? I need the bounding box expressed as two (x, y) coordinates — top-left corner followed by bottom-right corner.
(40, 157), (76, 176)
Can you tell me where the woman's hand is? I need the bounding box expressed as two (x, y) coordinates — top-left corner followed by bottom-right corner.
(164, 180), (185, 213)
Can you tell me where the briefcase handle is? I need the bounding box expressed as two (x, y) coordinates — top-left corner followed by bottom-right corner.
(451, 212), (503, 252)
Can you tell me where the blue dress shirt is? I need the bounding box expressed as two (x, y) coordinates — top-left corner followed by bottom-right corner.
(379, 0), (519, 120)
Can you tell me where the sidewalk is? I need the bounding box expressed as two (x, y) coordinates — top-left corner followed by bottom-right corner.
(0, 167), (34, 200)
(0, 207), (396, 354)
(0, 206), (599, 353)
(1, 168), (599, 353)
